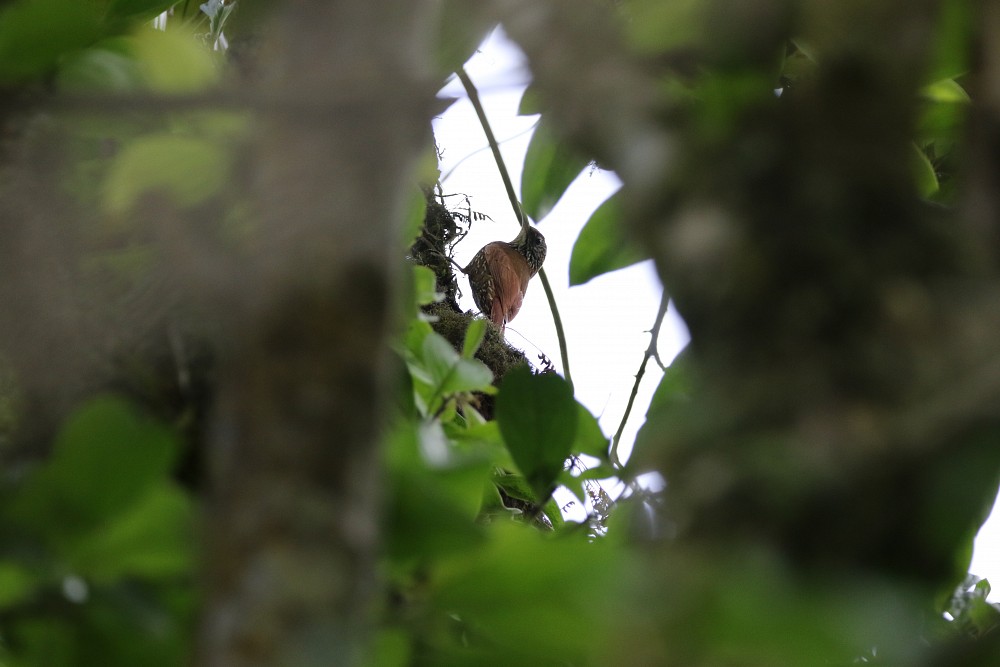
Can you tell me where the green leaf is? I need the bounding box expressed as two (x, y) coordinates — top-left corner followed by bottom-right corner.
(917, 99), (966, 144)
(0, 0), (105, 83)
(520, 118), (588, 221)
(447, 420), (510, 467)
(496, 367), (577, 497)
(407, 331), (494, 416)
(925, 0), (974, 82)
(386, 468), (485, 560)
(104, 133), (230, 214)
(0, 562), (38, 610)
(56, 46), (143, 92)
(517, 85), (542, 116)
(403, 186), (430, 250)
(434, 0), (496, 76)
(493, 469), (536, 503)
(462, 318), (488, 358)
(65, 484), (194, 582)
(541, 497), (565, 530)
(403, 316), (432, 356)
(8, 396), (178, 533)
(423, 333), (494, 398)
(364, 630), (412, 667)
(422, 330), (461, 376)
(385, 420), (490, 560)
(130, 25), (219, 93)
(402, 322), (435, 414)
(569, 192), (647, 286)
(413, 265), (440, 306)
(632, 352), (692, 466)
(432, 523), (622, 662)
(921, 78), (970, 104)
(911, 142), (939, 198)
(647, 350), (692, 414)
(448, 358), (494, 395)
(573, 402), (610, 461)
(621, 0), (705, 55)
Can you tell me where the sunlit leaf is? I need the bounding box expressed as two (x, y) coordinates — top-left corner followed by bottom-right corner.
(520, 118), (588, 221)
(496, 367), (577, 497)
(448, 358), (494, 395)
(130, 25), (218, 93)
(921, 78), (970, 104)
(422, 332), (494, 398)
(569, 192), (646, 286)
(448, 420), (510, 466)
(462, 318), (488, 358)
(403, 187), (430, 249)
(413, 265), (440, 306)
(422, 330), (461, 374)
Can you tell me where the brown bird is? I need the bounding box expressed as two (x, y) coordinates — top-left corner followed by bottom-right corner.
(464, 225), (547, 332)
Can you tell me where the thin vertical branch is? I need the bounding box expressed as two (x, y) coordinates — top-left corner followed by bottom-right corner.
(456, 66), (572, 384)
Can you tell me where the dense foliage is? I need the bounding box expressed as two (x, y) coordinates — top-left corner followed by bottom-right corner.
(0, 0), (998, 665)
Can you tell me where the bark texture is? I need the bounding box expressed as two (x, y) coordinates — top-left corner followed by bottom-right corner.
(196, 3), (437, 665)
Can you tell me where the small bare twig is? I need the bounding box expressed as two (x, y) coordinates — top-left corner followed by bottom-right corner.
(610, 290), (670, 468)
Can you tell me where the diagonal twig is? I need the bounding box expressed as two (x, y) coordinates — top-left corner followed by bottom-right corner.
(610, 290), (670, 468)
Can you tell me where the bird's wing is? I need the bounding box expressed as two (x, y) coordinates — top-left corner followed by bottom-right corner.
(484, 244), (529, 327)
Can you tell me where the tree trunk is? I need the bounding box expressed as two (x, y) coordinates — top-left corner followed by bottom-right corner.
(196, 3), (436, 665)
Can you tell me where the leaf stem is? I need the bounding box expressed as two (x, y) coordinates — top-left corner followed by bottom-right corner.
(456, 66), (572, 384)
(536, 269), (571, 385)
(610, 290), (670, 468)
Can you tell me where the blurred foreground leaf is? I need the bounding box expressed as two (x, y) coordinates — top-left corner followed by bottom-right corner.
(0, 0), (104, 82)
(520, 118), (588, 221)
(569, 192), (646, 285)
(103, 133), (230, 215)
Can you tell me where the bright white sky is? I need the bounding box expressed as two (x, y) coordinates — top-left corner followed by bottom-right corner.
(433, 28), (999, 599)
